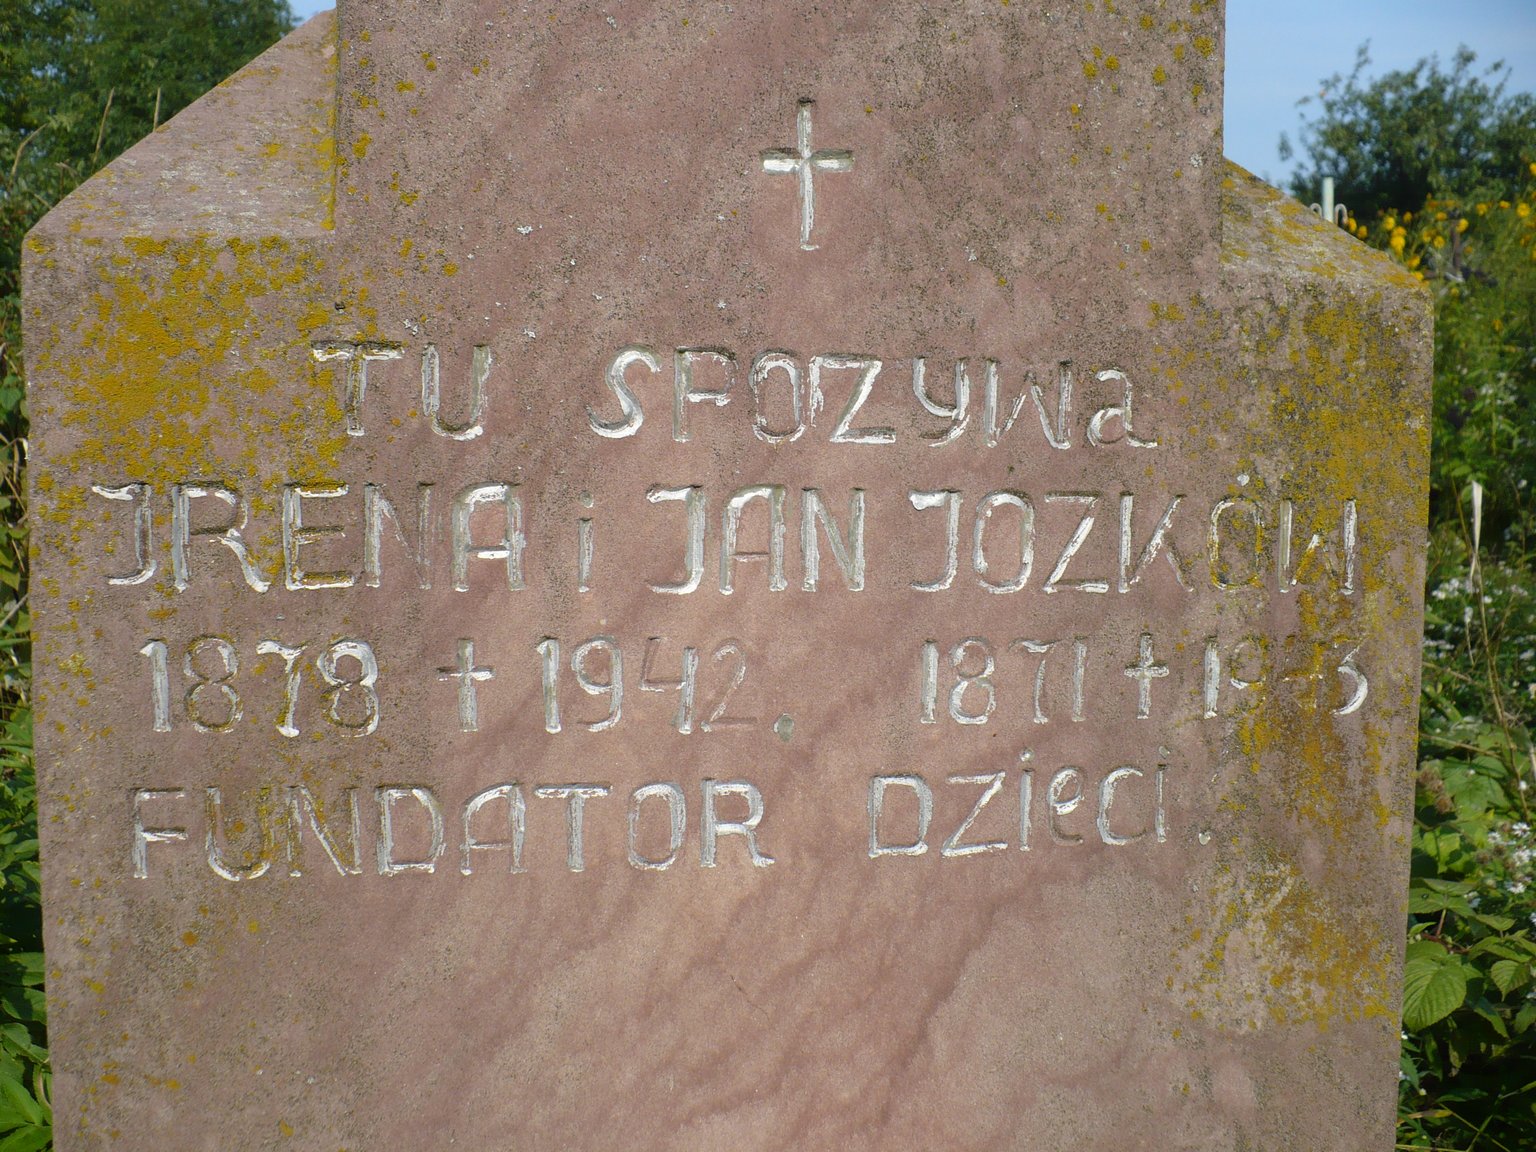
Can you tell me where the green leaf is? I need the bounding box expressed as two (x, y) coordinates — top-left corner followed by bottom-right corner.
(0, 1124), (31, 1143)
(1472, 998), (1511, 1037)
(1403, 953), (1469, 1030)
(1406, 939), (1450, 964)
(1419, 877), (1477, 894)
(0, 958), (43, 990)
(0, 1077), (40, 1128)
(0, 1028), (44, 1068)
(1408, 887), (1474, 916)
(1511, 1007), (1536, 1044)
(1470, 938), (1528, 961)
(0, 1126), (51, 1152)
(1490, 958), (1534, 995)
(0, 988), (44, 1026)
(1470, 912), (1517, 932)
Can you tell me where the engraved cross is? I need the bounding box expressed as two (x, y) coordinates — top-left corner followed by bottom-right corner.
(1124, 633), (1169, 720)
(438, 639), (495, 733)
(760, 99), (854, 251)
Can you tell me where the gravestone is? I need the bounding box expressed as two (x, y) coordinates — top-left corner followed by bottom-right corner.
(24, 2), (1432, 1148)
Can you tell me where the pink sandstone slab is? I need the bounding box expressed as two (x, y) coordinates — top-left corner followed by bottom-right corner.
(24, 3), (1432, 1149)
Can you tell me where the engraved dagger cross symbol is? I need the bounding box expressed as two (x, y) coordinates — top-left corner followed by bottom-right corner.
(760, 99), (854, 251)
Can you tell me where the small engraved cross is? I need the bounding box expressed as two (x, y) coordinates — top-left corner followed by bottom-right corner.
(438, 639), (495, 732)
(760, 99), (854, 251)
(1123, 633), (1169, 720)
(1280, 639), (1328, 712)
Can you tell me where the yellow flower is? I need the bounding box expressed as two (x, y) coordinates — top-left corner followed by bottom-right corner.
(1520, 202), (1531, 218)
(1500, 200), (1511, 209)
(1477, 203), (1489, 216)
(1390, 234), (1406, 254)
(1383, 215), (1397, 231)
(1404, 211), (1414, 222)
(1433, 235), (1446, 248)
(1457, 217), (1469, 232)
(1435, 210), (1448, 222)
(1530, 161), (1536, 177)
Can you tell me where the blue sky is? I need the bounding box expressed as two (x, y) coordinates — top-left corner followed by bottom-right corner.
(289, 1), (1536, 190)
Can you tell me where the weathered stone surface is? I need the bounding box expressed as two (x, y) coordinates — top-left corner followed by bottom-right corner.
(24, 3), (1431, 1149)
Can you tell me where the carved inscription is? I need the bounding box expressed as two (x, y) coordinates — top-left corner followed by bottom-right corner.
(868, 754), (1168, 859)
(85, 338), (1372, 881)
(131, 778), (775, 879)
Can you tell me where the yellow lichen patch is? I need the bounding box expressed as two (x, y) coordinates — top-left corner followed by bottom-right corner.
(1139, 174), (1433, 1051)
(28, 234), (348, 584)
(1177, 856), (1396, 1029)
(305, 22), (340, 230)
(1152, 65), (1167, 85)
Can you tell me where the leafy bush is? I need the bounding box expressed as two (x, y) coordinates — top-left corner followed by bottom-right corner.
(1282, 44), (1536, 223)
(1350, 159), (1536, 1149)
(1403, 529), (1536, 1147)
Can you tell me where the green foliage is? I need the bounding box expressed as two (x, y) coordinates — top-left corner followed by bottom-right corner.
(1347, 186), (1536, 541)
(1282, 44), (1536, 223)
(0, 755), (47, 1152)
(0, 278), (36, 1152)
(1403, 531), (1536, 1149)
(0, 0), (298, 173)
